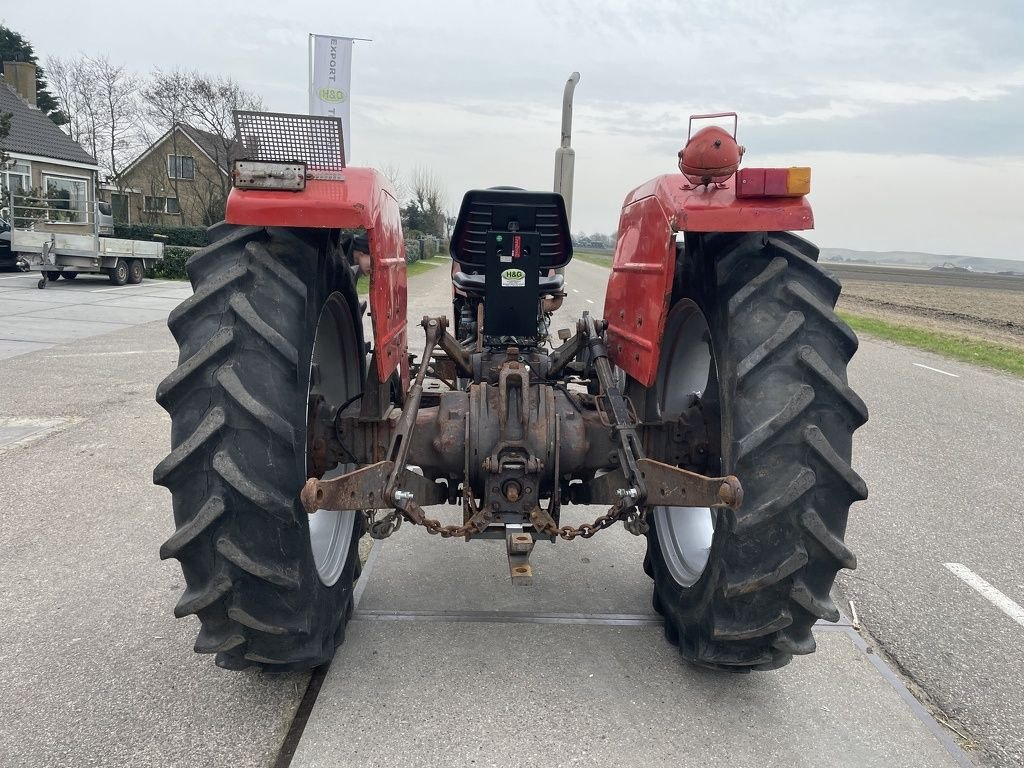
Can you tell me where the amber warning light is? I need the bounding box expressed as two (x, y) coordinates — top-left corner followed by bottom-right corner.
(735, 167), (812, 198)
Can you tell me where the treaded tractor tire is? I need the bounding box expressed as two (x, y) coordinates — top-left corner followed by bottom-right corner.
(154, 225), (365, 671)
(645, 231), (868, 671)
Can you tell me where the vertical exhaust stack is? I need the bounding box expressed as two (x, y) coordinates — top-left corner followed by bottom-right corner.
(553, 72), (580, 228)
(553, 72), (579, 276)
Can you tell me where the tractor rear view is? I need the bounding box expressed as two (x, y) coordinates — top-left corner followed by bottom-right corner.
(155, 96), (867, 673)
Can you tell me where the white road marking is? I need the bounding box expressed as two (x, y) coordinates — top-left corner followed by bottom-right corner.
(571, 288), (579, 294)
(43, 350), (169, 359)
(89, 284), (146, 293)
(913, 362), (959, 378)
(585, 298), (594, 304)
(0, 275), (32, 280)
(944, 563), (1024, 629)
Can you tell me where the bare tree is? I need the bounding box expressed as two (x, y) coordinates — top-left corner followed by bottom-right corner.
(46, 55), (140, 183)
(408, 166), (447, 238)
(46, 56), (100, 153)
(378, 162), (405, 201)
(44, 57), (85, 144)
(142, 69), (263, 224)
(92, 56), (140, 188)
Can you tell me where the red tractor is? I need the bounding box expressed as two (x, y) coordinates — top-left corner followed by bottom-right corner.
(155, 99), (866, 673)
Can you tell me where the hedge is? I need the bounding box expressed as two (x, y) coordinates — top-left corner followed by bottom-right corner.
(146, 246), (197, 280)
(114, 223), (209, 247)
(404, 236), (442, 263)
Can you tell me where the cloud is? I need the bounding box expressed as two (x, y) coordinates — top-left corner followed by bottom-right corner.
(4, 0), (1022, 257)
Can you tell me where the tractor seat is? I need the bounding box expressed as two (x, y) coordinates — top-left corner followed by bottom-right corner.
(453, 271), (565, 295)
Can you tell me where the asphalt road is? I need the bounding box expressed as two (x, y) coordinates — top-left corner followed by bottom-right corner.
(837, 342), (1024, 767)
(292, 260), (969, 768)
(0, 275), (307, 767)
(559, 257), (1024, 767)
(0, 256), (1012, 766)
(0, 270), (193, 359)
(823, 262), (1024, 292)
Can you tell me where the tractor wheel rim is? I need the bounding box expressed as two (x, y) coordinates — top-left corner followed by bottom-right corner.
(305, 293), (360, 586)
(652, 300), (718, 588)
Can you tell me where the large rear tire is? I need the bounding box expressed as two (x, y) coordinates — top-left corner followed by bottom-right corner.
(154, 225), (365, 671)
(644, 231), (868, 671)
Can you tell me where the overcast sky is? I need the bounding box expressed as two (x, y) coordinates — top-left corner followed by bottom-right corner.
(5, 0), (1023, 259)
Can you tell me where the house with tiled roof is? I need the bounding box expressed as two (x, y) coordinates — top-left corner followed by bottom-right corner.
(106, 122), (242, 227)
(1, 61), (100, 232)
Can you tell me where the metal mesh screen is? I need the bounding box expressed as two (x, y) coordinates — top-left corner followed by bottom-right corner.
(233, 111), (346, 169)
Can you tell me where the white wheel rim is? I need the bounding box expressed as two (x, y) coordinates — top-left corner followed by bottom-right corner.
(305, 293), (361, 586)
(652, 300), (718, 587)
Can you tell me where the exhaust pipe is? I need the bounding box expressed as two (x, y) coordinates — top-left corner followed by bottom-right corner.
(553, 72), (580, 229)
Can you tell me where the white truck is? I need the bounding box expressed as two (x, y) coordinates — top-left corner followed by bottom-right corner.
(6, 200), (164, 290)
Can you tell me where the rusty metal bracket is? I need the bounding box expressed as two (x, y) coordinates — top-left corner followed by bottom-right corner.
(576, 458), (741, 509)
(381, 317), (442, 506)
(300, 460), (447, 514)
(640, 458), (742, 508)
(547, 318), (586, 378)
(435, 325), (474, 377)
(302, 462), (391, 513)
(529, 505), (558, 533)
(506, 524), (535, 585)
(498, 361), (530, 429)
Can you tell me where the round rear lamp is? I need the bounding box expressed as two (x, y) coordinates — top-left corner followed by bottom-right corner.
(678, 126), (745, 186)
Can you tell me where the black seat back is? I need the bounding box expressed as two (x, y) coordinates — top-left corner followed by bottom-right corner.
(450, 189), (572, 341)
(450, 188), (573, 271)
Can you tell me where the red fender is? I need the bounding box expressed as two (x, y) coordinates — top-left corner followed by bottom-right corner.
(225, 168), (408, 388)
(603, 173), (813, 386)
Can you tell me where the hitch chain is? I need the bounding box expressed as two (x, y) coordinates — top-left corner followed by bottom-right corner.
(368, 495), (646, 542)
(365, 509), (402, 539)
(532, 496), (646, 540)
(381, 496), (496, 540)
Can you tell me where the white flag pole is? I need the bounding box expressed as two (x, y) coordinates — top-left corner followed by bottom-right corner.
(307, 34), (314, 115)
(308, 33), (372, 163)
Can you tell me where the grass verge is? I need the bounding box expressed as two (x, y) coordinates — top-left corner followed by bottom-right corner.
(839, 311), (1024, 378)
(356, 255), (450, 295)
(573, 249), (613, 268)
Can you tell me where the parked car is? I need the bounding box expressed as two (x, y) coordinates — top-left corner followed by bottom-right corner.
(96, 201), (114, 236)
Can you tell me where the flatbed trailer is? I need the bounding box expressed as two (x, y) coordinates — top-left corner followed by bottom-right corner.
(7, 197), (164, 289)
(13, 229), (164, 289)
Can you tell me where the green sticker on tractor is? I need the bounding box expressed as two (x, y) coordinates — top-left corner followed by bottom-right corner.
(501, 268), (526, 287)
